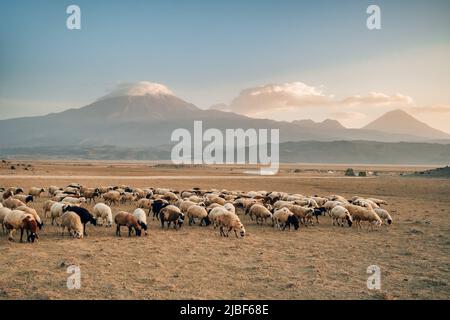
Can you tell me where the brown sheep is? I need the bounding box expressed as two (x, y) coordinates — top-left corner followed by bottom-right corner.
(159, 205), (184, 230)
(114, 211), (142, 237)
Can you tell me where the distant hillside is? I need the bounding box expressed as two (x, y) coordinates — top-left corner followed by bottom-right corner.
(2, 141), (449, 165)
(406, 166), (450, 178)
(364, 109), (450, 140)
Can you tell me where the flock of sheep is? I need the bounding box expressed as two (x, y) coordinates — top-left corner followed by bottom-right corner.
(0, 184), (393, 243)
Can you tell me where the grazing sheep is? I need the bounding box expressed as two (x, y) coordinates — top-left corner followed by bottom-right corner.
(223, 202), (236, 215)
(13, 194), (34, 204)
(28, 187), (45, 198)
(272, 207), (300, 231)
(0, 207), (12, 233)
(329, 195), (348, 203)
(374, 208), (393, 225)
(102, 191), (121, 206)
(50, 202), (68, 226)
(208, 206), (235, 228)
(16, 205), (43, 229)
(93, 203), (113, 227)
(289, 205), (314, 226)
(81, 188), (100, 203)
(62, 205), (97, 236)
(48, 186), (61, 197)
(323, 200), (344, 215)
(114, 211), (142, 237)
(2, 198), (26, 210)
(3, 210), (38, 242)
(179, 200), (197, 214)
(216, 212), (245, 238)
(62, 196), (86, 205)
(137, 198), (153, 213)
(248, 204), (273, 225)
(133, 208), (148, 235)
(343, 204), (382, 230)
(120, 193), (135, 205)
(186, 205), (210, 226)
(159, 205), (184, 230)
(42, 200), (56, 218)
(60, 211), (83, 238)
(330, 205), (353, 227)
(151, 199), (169, 220)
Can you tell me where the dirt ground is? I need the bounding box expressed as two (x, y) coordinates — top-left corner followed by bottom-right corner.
(0, 161), (449, 300)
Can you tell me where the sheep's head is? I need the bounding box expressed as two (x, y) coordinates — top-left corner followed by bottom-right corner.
(238, 223), (246, 237)
(90, 216), (97, 226)
(346, 213), (353, 227)
(26, 195), (33, 203)
(202, 216), (211, 226)
(139, 221), (148, 232)
(387, 218), (392, 225)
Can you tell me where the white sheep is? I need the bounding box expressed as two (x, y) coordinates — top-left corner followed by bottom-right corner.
(16, 205), (43, 229)
(0, 207), (12, 233)
(216, 211), (245, 238)
(60, 211), (84, 238)
(247, 204), (272, 225)
(186, 205), (210, 226)
(343, 204), (382, 230)
(50, 202), (68, 226)
(272, 207), (300, 231)
(133, 208), (148, 235)
(373, 208), (393, 226)
(92, 203), (113, 227)
(62, 196), (86, 204)
(330, 205), (353, 227)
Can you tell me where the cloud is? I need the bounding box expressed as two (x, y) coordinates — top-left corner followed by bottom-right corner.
(220, 82), (331, 116)
(212, 82), (415, 117)
(408, 105), (450, 114)
(330, 111), (366, 120)
(339, 92), (414, 106)
(100, 81), (173, 100)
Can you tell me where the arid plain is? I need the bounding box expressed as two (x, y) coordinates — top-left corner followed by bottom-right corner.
(0, 161), (449, 300)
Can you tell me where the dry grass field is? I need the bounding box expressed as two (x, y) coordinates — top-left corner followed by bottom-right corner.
(0, 161), (449, 300)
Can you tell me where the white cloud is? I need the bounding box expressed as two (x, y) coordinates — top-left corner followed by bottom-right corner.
(212, 82), (415, 117)
(100, 81), (174, 100)
(408, 105), (450, 114)
(339, 92), (414, 106)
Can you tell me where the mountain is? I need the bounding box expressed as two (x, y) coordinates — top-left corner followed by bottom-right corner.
(363, 109), (450, 140)
(292, 119), (345, 130)
(0, 84), (449, 150)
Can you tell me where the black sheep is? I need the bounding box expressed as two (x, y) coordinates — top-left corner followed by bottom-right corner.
(63, 205), (97, 236)
(151, 199), (169, 220)
(284, 215), (300, 231)
(313, 207), (327, 224)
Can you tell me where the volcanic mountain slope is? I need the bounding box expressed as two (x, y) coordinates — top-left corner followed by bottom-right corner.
(0, 84), (448, 148)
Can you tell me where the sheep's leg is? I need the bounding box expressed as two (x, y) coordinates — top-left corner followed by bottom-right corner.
(20, 228), (24, 242)
(116, 225), (121, 237)
(83, 223), (87, 236)
(234, 230), (238, 238)
(8, 229), (15, 241)
(128, 226), (133, 237)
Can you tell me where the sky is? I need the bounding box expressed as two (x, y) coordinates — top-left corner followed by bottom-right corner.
(0, 0), (449, 132)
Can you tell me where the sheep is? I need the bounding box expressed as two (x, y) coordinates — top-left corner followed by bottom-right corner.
(208, 206), (235, 228)
(223, 202), (236, 215)
(373, 208), (393, 226)
(13, 194), (34, 203)
(330, 205), (353, 227)
(352, 198), (378, 209)
(137, 198), (153, 214)
(62, 205), (97, 236)
(3, 210), (38, 242)
(2, 198), (26, 210)
(62, 196), (86, 205)
(205, 195), (226, 206)
(216, 212), (245, 238)
(179, 200), (197, 214)
(0, 203), (2, 208)
(273, 200), (294, 211)
(120, 193), (135, 205)
(81, 188), (100, 203)
(151, 199), (169, 221)
(343, 204), (382, 230)
(248, 204), (273, 225)
(28, 187), (45, 198)
(92, 203), (113, 227)
(272, 207), (300, 231)
(114, 211), (142, 237)
(50, 202), (67, 226)
(329, 195), (349, 203)
(60, 211), (84, 238)
(102, 190), (121, 206)
(289, 205), (314, 226)
(39, 200), (54, 220)
(48, 186), (61, 197)
(323, 200), (344, 215)
(159, 205), (184, 230)
(0, 207), (12, 233)
(16, 205), (43, 229)
(186, 205), (210, 226)
(133, 208), (148, 235)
